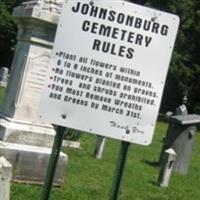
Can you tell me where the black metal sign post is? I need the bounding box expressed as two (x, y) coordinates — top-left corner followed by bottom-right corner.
(110, 141), (130, 200)
(41, 126), (66, 200)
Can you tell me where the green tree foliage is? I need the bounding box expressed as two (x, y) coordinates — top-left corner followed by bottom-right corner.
(0, 0), (23, 67)
(160, 0), (200, 113)
(0, 1), (16, 67)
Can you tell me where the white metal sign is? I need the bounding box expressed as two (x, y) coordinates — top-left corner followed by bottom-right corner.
(39, 0), (179, 145)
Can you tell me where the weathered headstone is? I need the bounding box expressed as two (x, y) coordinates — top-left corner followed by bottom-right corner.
(159, 98), (187, 164)
(0, 0), (67, 184)
(0, 67), (9, 87)
(159, 114), (200, 175)
(175, 104), (187, 116)
(0, 156), (12, 200)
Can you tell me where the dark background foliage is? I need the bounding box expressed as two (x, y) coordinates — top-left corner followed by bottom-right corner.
(0, 0), (200, 114)
(0, 0), (23, 67)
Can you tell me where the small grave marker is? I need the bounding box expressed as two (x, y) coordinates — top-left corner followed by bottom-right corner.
(0, 156), (12, 200)
(158, 148), (176, 187)
(0, 67), (8, 87)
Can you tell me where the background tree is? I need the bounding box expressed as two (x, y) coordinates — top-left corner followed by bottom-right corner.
(0, 0), (23, 67)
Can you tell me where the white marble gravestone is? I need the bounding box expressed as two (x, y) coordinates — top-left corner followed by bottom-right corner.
(0, 67), (9, 87)
(0, 0), (67, 185)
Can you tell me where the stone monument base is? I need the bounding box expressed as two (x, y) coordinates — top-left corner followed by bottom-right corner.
(0, 141), (68, 185)
(0, 115), (55, 148)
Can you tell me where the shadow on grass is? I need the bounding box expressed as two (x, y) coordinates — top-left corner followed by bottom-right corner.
(143, 160), (160, 168)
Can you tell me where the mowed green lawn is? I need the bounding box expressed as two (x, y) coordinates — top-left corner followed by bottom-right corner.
(0, 86), (5, 103)
(10, 122), (200, 200)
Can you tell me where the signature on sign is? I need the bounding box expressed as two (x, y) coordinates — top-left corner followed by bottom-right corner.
(109, 121), (144, 134)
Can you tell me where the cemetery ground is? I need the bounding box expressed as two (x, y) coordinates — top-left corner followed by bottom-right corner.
(10, 124), (200, 199)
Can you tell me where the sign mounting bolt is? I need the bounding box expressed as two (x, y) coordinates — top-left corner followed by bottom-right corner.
(89, 1), (94, 6)
(61, 114), (67, 119)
